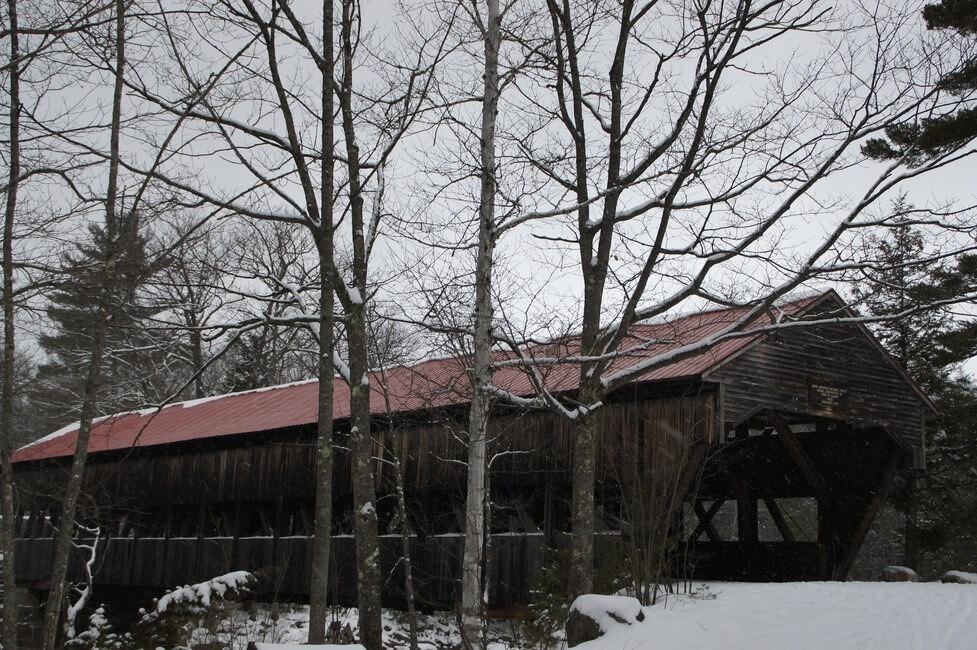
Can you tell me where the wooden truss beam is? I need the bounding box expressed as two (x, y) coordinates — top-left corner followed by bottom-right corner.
(692, 499), (724, 542)
(675, 444), (708, 499)
(766, 410), (828, 499)
(762, 497), (796, 543)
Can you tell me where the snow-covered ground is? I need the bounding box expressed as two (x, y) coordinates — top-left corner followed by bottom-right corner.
(578, 581), (977, 650)
(183, 604), (522, 649)
(83, 580), (977, 648)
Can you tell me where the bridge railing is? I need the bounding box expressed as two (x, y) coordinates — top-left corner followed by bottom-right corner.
(15, 532), (549, 608)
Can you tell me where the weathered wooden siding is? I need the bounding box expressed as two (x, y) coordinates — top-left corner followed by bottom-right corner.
(15, 389), (717, 514)
(707, 322), (927, 467)
(13, 389), (717, 602)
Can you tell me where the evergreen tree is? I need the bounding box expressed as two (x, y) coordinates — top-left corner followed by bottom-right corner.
(863, 0), (977, 163)
(33, 212), (160, 429)
(852, 212), (952, 391)
(928, 253), (977, 366)
(854, 205), (977, 574)
(224, 330), (273, 392)
(220, 325), (313, 394)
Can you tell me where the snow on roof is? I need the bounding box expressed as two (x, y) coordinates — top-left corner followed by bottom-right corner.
(14, 292), (830, 463)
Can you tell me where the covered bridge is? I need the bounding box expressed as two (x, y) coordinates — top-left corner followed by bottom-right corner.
(11, 290), (932, 608)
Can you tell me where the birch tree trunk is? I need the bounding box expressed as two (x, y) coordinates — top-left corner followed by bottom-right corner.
(40, 1), (125, 646)
(0, 0), (21, 647)
(461, 0), (500, 644)
(308, 0), (336, 641)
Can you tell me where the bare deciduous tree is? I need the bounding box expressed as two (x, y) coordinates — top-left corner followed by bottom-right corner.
(0, 0), (20, 645)
(460, 0), (501, 646)
(457, 0), (977, 597)
(111, 2), (456, 645)
(40, 0), (127, 644)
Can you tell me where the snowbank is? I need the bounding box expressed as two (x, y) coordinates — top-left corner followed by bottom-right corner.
(882, 565), (919, 581)
(574, 582), (977, 650)
(569, 594), (644, 630)
(942, 570), (977, 584)
(567, 594), (645, 646)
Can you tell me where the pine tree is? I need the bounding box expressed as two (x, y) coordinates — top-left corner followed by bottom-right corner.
(853, 213), (952, 390)
(863, 0), (977, 162)
(854, 204), (977, 574)
(927, 253), (977, 367)
(224, 331), (273, 392)
(34, 212), (158, 428)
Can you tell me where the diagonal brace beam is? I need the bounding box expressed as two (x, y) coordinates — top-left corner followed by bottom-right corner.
(692, 499), (724, 542)
(763, 497), (796, 543)
(766, 410), (828, 499)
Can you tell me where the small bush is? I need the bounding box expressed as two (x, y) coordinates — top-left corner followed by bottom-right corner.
(65, 606), (131, 650)
(520, 547), (573, 648)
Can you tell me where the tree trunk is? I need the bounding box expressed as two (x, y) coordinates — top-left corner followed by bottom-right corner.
(338, 1), (381, 645)
(461, 381), (489, 648)
(391, 431), (419, 650)
(903, 472), (920, 571)
(1, 0), (21, 647)
(41, 1), (125, 645)
(565, 0), (632, 593)
(461, 1), (500, 645)
(309, 247), (336, 643)
(189, 323), (204, 399)
(40, 321), (108, 649)
(307, 0), (335, 642)
(346, 303), (381, 649)
(345, 302), (381, 648)
(568, 410), (597, 597)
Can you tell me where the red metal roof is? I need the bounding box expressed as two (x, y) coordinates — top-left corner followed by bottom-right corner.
(14, 292), (828, 463)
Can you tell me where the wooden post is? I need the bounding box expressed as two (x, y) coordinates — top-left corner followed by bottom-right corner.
(159, 505), (172, 586)
(719, 463), (755, 543)
(232, 500), (242, 571)
(738, 496), (758, 544)
(273, 496), (283, 580)
(818, 498), (833, 579)
(197, 502), (207, 579)
(197, 502), (207, 538)
(25, 508), (38, 539)
(299, 500), (313, 536)
(127, 509), (144, 586)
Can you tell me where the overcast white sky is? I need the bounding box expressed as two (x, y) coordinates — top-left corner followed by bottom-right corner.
(8, 0), (977, 380)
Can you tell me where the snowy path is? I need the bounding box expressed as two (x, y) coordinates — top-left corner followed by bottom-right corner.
(578, 582), (977, 650)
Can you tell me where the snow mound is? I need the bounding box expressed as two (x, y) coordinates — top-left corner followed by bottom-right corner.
(248, 645), (366, 650)
(156, 570), (253, 613)
(882, 565), (919, 581)
(570, 594), (644, 629)
(942, 571), (977, 584)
